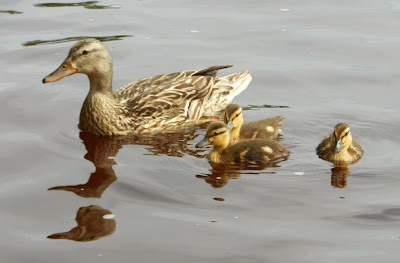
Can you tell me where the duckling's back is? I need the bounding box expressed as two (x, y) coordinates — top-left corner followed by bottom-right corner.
(222, 139), (290, 164)
(240, 116), (284, 141)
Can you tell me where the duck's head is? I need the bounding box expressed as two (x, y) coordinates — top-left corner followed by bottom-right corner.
(195, 122), (230, 150)
(43, 38), (112, 84)
(333, 123), (353, 153)
(224, 104), (243, 129)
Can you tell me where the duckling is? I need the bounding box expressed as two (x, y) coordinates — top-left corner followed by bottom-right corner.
(316, 123), (363, 165)
(42, 38), (251, 136)
(224, 104), (284, 144)
(195, 122), (290, 164)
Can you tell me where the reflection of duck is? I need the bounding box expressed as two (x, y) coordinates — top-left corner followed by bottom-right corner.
(224, 104), (283, 144)
(316, 123), (363, 165)
(49, 130), (204, 197)
(48, 205), (116, 242)
(195, 122), (290, 164)
(196, 163), (240, 188)
(42, 38), (251, 136)
(330, 166), (349, 188)
(196, 162), (277, 188)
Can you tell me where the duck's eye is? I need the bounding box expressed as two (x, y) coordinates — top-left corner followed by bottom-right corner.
(82, 50), (89, 55)
(344, 131), (349, 137)
(212, 130), (226, 137)
(235, 112), (242, 118)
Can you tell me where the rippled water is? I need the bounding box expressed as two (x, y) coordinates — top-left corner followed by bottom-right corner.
(1, 1), (400, 262)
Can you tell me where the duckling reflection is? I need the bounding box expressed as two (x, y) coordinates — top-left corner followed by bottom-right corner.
(196, 161), (281, 188)
(330, 166), (349, 188)
(316, 123), (363, 166)
(224, 104), (284, 144)
(47, 205), (116, 242)
(49, 129), (204, 198)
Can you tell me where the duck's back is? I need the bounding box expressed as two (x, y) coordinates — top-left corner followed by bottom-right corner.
(221, 139), (290, 164)
(240, 116), (284, 141)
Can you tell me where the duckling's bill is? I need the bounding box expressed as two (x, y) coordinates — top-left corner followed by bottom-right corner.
(43, 57), (77, 83)
(195, 136), (210, 148)
(335, 138), (343, 152)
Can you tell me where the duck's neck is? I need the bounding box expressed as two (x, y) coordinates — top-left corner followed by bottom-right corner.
(88, 73), (114, 99)
(79, 72), (132, 136)
(230, 127), (240, 144)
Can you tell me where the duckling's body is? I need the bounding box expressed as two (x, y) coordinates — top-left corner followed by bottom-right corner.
(224, 104), (283, 144)
(316, 123), (363, 165)
(43, 39), (251, 136)
(196, 122), (290, 164)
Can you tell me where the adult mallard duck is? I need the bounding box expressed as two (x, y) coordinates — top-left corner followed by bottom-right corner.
(316, 123), (363, 165)
(42, 38), (251, 136)
(195, 122), (290, 164)
(224, 104), (283, 144)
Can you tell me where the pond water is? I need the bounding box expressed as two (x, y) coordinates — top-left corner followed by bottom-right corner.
(1, 0), (400, 262)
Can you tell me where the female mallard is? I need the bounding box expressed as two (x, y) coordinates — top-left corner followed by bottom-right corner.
(316, 123), (363, 165)
(195, 122), (290, 164)
(42, 38), (252, 136)
(224, 104), (283, 144)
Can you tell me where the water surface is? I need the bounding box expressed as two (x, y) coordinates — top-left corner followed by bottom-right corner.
(1, 1), (399, 262)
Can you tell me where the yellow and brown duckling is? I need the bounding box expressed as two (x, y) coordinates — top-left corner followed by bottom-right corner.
(224, 104), (283, 144)
(43, 38), (251, 136)
(195, 122), (290, 164)
(316, 123), (363, 165)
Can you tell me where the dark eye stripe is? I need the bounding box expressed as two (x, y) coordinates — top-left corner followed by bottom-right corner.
(211, 130), (226, 137)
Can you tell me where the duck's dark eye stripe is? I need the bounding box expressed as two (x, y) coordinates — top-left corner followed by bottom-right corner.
(212, 130), (226, 137)
(236, 111), (242, 118)
(82, 50), (89, 55)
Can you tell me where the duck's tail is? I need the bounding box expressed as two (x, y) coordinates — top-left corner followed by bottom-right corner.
(202, 69), (252, 116)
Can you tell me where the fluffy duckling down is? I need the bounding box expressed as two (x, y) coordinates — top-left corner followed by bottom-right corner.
(316, 123), (363, 165)
(196, 122), (290, 164)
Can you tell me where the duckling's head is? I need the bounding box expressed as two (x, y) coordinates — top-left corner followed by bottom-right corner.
(43, 38), (112, 83)
(195, 122), (230, 150)
(224, 104), (243, 129)
(333, 123), (353, 153)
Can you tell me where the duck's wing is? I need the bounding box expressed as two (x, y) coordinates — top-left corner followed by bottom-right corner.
(349, 140), (364, 160)
(115, 66), (251, 117)
(114, 65), (234, 103)
(202, 69), (252, 116)
(316, 135), (333, 156)
(125, 75), (213, 120)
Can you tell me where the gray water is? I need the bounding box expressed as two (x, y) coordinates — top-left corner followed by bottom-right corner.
(1, 0), (400, 262)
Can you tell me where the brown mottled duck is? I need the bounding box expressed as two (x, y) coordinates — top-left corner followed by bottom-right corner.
(224, 104), (283, 144)
(316, 123), (363, 165)
(42, 38), (252, 136)
(195, 122), (290, 164)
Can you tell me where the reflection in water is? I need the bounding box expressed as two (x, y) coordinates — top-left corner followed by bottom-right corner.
(196, 161), (284, 188)
(330, 166), (349, 188)
(34, 1), (120, 10)
(49, 129), (204, 197)
(0, 10), (23, 14)
(242, 104), (290, 110)
(48, 205), (116, 242)
(23, 35), (133, 47)
(49, 167), (117, 198)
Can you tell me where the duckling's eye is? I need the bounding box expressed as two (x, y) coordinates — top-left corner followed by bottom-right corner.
(212, 130), (226, 137)
(82, 50), (89, 55)
(344, 131), (349, 137)
(235, 111), (242, 118)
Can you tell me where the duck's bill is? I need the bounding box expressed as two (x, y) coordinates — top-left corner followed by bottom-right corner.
(227, 120), (233, 130)
(335, 139), (343, 153)
(42, 58), (77, 83)
(195, 137), (210, 148)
